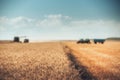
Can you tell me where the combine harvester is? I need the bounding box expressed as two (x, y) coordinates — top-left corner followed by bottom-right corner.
(13, 36), (29, 43)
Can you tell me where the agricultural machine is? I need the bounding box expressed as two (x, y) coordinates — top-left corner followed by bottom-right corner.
(93, 39), (105, 44)
(77, 39), (91, 44)
(13, 36), (29, 43)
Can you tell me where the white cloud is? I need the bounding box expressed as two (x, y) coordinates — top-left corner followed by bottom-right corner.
(0, 16), (35, 30)
(0, 14), (120, 39)
(46, 14), (62, 19)
(70, 20), (113, 27)
(10, 16), (35, 28)
(0, 16), (8, 22)
(45, 14), (71, 20)
(36, 18), (62, 27)
(36, 14), (71, 27)
(11, 16), (33, 24)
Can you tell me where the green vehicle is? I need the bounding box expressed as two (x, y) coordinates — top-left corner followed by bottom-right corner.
(77, 39), (91, 44)
(94, 39), (105, 44)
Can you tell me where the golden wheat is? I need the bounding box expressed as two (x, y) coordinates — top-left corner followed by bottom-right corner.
(0, 42), (81, 80)
(65, 41), (120, 80)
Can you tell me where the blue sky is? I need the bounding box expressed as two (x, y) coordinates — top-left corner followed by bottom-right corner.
(0, 0), (120, 41)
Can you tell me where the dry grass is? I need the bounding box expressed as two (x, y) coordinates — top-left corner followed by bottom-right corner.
(65, 41), (120, 80)
(0, 42), (81, 80)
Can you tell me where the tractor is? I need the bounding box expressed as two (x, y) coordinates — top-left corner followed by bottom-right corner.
(77, 39), (91, 44)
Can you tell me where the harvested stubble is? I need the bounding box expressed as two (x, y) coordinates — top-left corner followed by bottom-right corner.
(0, 42), (81, 80)
(65, 41), (120, 80)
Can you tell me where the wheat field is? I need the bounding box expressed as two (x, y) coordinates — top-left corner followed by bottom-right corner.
(65, 41), (120, 80)
(0, 41), (120, 80)
(0, 42), (81, 80)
